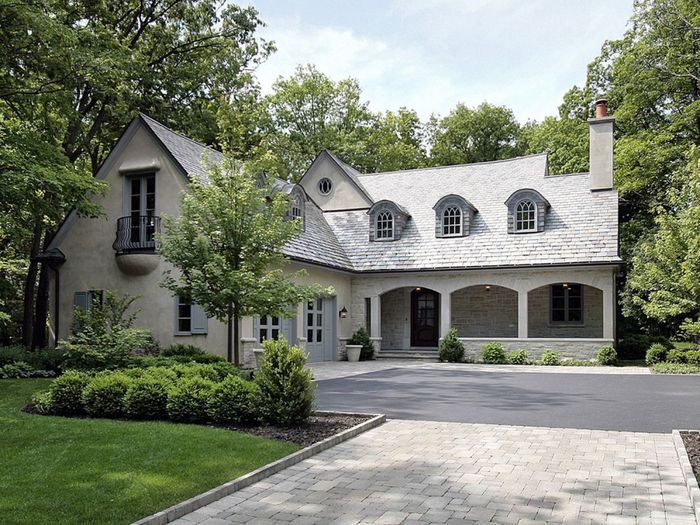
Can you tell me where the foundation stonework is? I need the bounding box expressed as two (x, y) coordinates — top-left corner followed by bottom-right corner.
(457, 338), (611, 361)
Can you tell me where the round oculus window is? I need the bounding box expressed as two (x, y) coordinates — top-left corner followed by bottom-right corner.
(318, 178), (332, 195)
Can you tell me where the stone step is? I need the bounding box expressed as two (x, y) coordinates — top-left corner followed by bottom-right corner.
(377, 351), (439, 360)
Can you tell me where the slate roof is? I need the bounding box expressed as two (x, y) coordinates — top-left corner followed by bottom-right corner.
(138, 114), (620, 273)
(324, 154), (621, 272)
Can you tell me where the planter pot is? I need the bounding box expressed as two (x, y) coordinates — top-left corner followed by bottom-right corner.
(346, 344), (362, 362)
(253, 349), (265, 368)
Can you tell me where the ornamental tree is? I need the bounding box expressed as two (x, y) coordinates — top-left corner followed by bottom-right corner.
(158, 156), (328, 364)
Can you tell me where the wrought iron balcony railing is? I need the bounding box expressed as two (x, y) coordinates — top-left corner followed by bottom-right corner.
(113, 215), (160, 254)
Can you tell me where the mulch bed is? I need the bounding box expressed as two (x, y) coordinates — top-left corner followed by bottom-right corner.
(224, 412), (373, 448)
(681, 431), (700, 480)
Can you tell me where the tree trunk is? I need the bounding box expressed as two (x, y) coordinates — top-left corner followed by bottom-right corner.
(21, 224), (43, 349)
(233, 303), (240, 367)
(33, 263), (50, 348)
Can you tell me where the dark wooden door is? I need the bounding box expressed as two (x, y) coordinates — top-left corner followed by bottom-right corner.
(411, 289), (439, 347)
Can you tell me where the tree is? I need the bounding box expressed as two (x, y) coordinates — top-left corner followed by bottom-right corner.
(0, 0), (272, 348)
(427, 102), (523, 166)
(158, 156), (328, 364)
(364, 108), (427, 172)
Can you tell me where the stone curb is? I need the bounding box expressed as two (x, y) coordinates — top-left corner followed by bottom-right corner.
(672, 429), (700, 524)
(131, 412), (386, 525)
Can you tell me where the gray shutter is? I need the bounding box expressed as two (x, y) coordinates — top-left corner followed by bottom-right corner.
(191, 303), (208, 334)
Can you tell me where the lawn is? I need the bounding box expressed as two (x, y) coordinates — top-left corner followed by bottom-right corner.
(0, 379), (298, 525)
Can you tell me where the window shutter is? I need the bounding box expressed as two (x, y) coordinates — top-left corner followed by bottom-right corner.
(74, 292), (88, 310)
(191, 303), (208, 334)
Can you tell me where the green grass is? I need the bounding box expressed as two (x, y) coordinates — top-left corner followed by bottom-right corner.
(651, 362), (700, 374)
(0, 379), (298, 525)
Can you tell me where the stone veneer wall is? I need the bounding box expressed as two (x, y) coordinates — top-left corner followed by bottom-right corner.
(380, 288), (410, 350)
(528, 285), (603, 338)
(451, 286), (518, 337)
(458, 338), (610, 361)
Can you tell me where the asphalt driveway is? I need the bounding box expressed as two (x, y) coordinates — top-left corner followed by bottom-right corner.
(315, 366), (700, 432)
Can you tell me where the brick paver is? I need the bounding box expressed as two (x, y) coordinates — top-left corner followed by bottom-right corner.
(172, 420), (695, 524)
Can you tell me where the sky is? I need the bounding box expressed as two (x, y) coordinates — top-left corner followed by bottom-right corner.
(240, 0), (634, 123)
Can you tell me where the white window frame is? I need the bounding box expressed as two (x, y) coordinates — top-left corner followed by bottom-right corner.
(442, 206), (462, 237)
(515, 200), (537, 232)
(318, 178), (332, 195)
(290, 194), (303, 220)
(375, 211), (394, 240)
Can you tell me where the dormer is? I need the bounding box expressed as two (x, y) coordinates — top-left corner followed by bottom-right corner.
(288, 185), (306, 230)
(504, 189), (550, 234)
(432, 195), (477, 238)
(298, 150), (373, 211)
(367, 200), (410, 241)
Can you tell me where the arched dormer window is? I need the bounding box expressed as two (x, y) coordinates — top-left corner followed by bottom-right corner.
(432, 195), (477, 238)
(287, 186), (306, 230)
(367, 200), (410, 241)
(505, 189), (550, 234)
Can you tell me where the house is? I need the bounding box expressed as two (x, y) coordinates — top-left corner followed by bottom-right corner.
(44, 100), (621, 365)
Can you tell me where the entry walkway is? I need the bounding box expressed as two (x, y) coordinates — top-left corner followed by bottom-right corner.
(173, 420), (695, 524)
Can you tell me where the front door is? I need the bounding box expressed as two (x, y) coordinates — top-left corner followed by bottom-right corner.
(305, 297), (336, 362)
(411, 289), (439, 347)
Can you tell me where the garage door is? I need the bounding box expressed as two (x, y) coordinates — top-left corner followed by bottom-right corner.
(254, 315), (295, 345)
(305, 297), (336, 362)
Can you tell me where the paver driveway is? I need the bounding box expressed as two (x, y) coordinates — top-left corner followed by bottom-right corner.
(173, 419), (696, 525)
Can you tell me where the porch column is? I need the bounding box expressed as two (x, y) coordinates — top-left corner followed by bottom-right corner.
(296, 302), (307, 350)
(603, 277), (615, 340)
(370, 294), (382, 354)
(440, 292), (451, 339)
(518, 290), (528, 339)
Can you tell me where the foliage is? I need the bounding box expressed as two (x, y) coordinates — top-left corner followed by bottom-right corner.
(521, 115), (589, 175)
(539, 351), (561, 366)
(162, 345), (207, 359)
(124, 376), (172, 420)
(82, 372), (132, 419)
(597, 346), (618, 366)
(616, 334), (672, 360)
(685, 350), (700, 365)
(48, 371), (91, 415)
(481, 342), (507, 364)
(0, 361), (55, 379)
(666, 349), (687, 364)
(59, 291), (156, 370)
(507, 349), (529, 365)
(428, 102), (523, 166)
(30, 390), (54, 415)
(645, 343), (668, 365)
(170, 362), (238, 382)
(158, 154), (328, 363)
(0, 346), (25, 366)
(560, 359), (598, 367)
(254, 336), (314, 426)
(651, 363), (700, 374)
(167, 376), (216, 423)
(208, 375), (258, 424)
(348, 327), (375, 361)
(438, 328), (464, 363)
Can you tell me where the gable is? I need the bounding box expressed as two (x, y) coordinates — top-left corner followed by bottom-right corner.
(299, 151), (373, 211)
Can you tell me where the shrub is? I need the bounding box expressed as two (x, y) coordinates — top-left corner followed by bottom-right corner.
(507, 349), (529, 365)
(141, 366), (178, 383)
(82, 372), (132, 418)
(0, 361), (34, 378)
(254, 336), (314, 426)
(167, 376), (215, 423)
(0, 345), (25, 366)
(645, 343), (668, 365)
(208, 375), (258, 424)
(24, 347), (66, 373)
(597, 346), (617, 366)
(651, 363), (700, 374)
(481, 342), (506, 364)
(438, 328), (464, 363)
(667, 348), (687, 364)
(170, 362), (236, 382)
(48, 371), (91, 415)
(348, 327), (375, 360)
(539, 351), (561, 366)
(617, 334), (672, 360)
(686, 350), (700, 365)
(124, 376), (171, 420)
(162, 344), (205, 358)
(31, 390), (54, 415)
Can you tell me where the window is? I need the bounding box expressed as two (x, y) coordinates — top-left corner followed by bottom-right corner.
(175, 296), (208, 335)
(127, 173), (156, 244)
(290, 194), (303, 220)
(306, 298), (323, 343)
(515, 200), (536, 232)
(258, 315), (281, 343)
(365, 297), (372, 335)
(442, 206), (462, 236)
(318, 178), (332, 195)
(551, 284), (583, 324)
(375, 211), (394, 239)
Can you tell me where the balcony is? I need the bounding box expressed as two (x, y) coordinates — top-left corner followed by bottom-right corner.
(113, 215), (161, 275)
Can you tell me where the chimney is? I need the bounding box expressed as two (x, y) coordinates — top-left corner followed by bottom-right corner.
(588, 98), (614, 191)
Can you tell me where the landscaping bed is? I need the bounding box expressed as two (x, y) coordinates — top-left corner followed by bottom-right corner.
(681, 431), (700, 484)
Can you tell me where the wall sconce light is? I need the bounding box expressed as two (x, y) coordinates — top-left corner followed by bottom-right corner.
(562, 283), (569, 289)
(485, 285), (491, 292)
(339, 307), (348, 319)
(415, 287), (422, 292)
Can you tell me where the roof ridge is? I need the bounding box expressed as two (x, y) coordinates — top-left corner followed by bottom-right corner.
(138, 112), (222, 157)
(356, 152), (548, 177)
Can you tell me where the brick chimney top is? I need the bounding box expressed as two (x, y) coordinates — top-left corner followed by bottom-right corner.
(594, 99), (608, 118)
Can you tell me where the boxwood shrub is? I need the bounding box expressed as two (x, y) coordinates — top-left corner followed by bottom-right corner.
(167, 376), (216, 423)
(666, 348), (687, 364)
(645, 343), (668, 365)
(124, 376), (171, 420)
(539, 351), (561, 366)
(507, 349), (529, 365)
(438, 328), (464, 363)
(348, 327), (375, 360)
(597, 346), (617, 366)
(82, 372), (132, 418)
(686, 350), (700, 365)
(48, 371), (91, 415)
(481, 342), (506, 364)
(208, 375), (257, 424)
